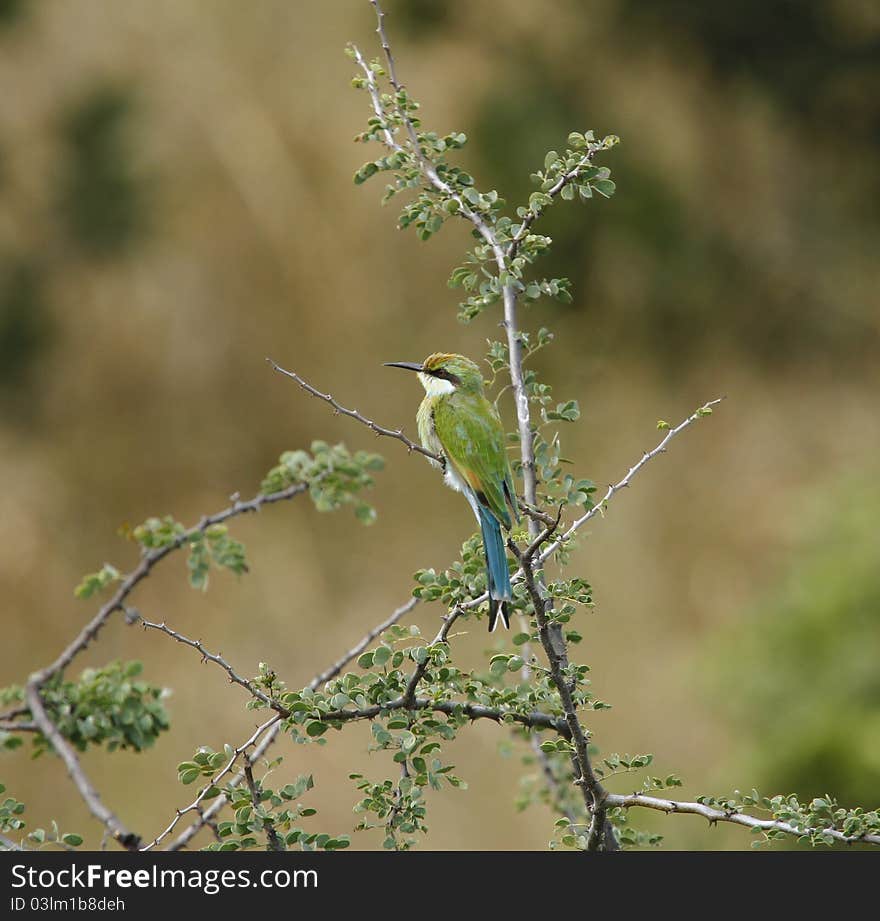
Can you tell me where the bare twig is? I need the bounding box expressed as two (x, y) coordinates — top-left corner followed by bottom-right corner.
(535, 398), (726, 567)
(605, 793), (880, 847)
(0, 720), (37, 732)
(0, 705), (29, 722)
(138, 616), (286, 714)
(267, 359), (441, 463)
(310, 596), (420, 687)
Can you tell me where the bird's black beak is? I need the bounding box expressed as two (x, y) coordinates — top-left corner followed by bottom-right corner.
(383, 361), (424, 373)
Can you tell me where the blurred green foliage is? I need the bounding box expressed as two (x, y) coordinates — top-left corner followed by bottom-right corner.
(0, 258), (50, 391)
(56, 86), (145, 257)
(0, 0), (27, 30)
(709, 480), (880, 809)
(621, 0), (880, 144)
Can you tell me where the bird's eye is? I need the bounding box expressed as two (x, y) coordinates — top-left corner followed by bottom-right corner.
(433, 369), (460, 385)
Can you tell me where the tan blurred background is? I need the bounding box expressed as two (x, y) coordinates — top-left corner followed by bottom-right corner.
(1, 0), (879, 850)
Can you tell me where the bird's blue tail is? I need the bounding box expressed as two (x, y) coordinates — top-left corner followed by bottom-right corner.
(478, 505), (512, 632)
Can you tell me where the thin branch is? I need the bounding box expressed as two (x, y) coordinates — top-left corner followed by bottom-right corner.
(605, 793), (880, 848)
(243, 762), (285, 852)
(0, 720), (37, 732)
(137, 616), (286, 714)
(267, 358), (441, 463)
(163, 718), (287, 853)
(310, 596), (420, 687)
(160, 692), (567, 852)
(0, 833), (23, 851)
(141, 715), (282, 851)
(352, 17), (503, 259)
(402, 604), (462, 708)
(536, 398), (726, 567)
(0, 705), (29, 722)
(319, 696), (569, 735)
(531, 736), (580, 827)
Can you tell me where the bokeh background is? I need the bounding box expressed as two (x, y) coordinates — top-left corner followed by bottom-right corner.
(2, 0), (878, 850)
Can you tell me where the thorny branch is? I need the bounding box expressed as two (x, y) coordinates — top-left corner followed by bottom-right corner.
(267, 358), (441, 464)
(137, 616), (286, 714)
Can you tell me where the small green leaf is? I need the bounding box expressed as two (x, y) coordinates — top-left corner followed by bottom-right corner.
(305, 720), (328, 738)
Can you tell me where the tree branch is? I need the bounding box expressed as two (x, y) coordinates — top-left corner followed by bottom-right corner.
(142, 715), (282, 851)
(511, 541), (615, 850)
(243, 762), (285, 852)
(605, 793), (880, 847)
(536, 398), (726, 567)
(137, 616), (287, 714)
(320, 696), (569, 735)
(267, 358), (441, 463)
(23, 681), (141, 850)
(310, 597), (420, 688)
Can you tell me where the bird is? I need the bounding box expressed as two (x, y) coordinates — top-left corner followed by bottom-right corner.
(384, 352), (519, 631)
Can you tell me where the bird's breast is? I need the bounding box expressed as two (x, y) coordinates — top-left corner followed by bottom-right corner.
(417, 397), (445, 468)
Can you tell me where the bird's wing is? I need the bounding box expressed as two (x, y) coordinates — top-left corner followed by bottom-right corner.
(432, 393), (513, 530)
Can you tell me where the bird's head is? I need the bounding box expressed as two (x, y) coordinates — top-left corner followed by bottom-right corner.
(384, 352), (483, 397)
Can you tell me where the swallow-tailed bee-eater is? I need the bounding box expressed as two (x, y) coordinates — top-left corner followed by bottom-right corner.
(385, 353), (519, 631)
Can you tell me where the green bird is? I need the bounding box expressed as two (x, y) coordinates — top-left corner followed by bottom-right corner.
(385, 353), (519, 631)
